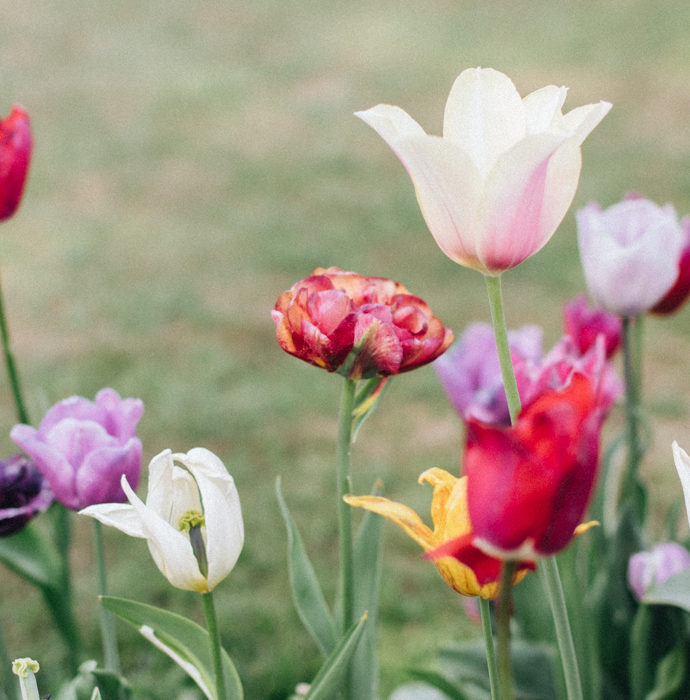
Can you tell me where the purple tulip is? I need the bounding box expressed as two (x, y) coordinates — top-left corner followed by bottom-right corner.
(434, 322), (543, 425)
(0, 454), (53, 536)
(10, 388), (144, 510)
(628, 542), (690, 601)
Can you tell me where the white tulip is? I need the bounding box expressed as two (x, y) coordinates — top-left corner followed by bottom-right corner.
(81, 447), (244, 592)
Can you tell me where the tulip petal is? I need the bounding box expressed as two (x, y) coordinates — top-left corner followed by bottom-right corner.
(181, 448), (244, 591)
(343, 494), (434, 551)
(79, 501), (148, 539)
(443, 67), (525, 176)
(119, 474), (207, 592)
(354, 104), (427, 143)
(562, 101), (612, 145)
(673, 442), (690, 529)
(478, 134), (581, 273)
(522, 85), (568, 134)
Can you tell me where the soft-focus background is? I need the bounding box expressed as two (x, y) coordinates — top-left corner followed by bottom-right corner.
(1, 1), (690, 697)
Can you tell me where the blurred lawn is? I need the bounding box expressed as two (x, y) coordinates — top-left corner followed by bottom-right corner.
(1, 0), (690, 697)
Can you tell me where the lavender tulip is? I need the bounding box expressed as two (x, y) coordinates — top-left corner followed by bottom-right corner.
(628, 542), (690, 601)
(576, 195), (685, 316)
(0, 454), (53, 536)
(10, 388), (143, 510)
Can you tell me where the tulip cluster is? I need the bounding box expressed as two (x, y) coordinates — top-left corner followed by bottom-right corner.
(272, 266), (452, 379)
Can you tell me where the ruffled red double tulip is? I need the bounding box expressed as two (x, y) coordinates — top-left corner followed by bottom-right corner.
(431, 374), (602, 580)
(272, 266), (453, 379)
(0, 105), (31, 221)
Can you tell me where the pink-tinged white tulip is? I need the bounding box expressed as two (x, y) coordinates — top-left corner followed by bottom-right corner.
(81, 448), (244, 593)
(356, 67), (611, 275)
(576, 196), (685, 316)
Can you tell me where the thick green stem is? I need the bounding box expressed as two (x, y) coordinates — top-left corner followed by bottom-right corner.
(94, 520), (120, 673)
(621, 315), (644, 516)
(496, 563), (515, 700)
(479, 597), (499, 699)
(337, 378), (356, 699)
(484, 275), (521, 423)
(540, 557), (583, 700)
(52, 505), (81, 672)
(202, 591), (225, 700)
(0, 273), (28, 424)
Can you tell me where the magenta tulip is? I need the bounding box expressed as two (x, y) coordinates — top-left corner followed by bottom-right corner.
(0, 105), (32, 221)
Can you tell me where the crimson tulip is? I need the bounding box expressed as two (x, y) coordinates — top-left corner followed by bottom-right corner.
(563, 294), (622, 358)
(272, 266), (453, 379)
(0, 105), (31, 221)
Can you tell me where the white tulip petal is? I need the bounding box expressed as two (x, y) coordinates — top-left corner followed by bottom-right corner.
(79, 500), (147, 539)
(394, 134), (483, 268)
(562, 101), (612, 145)
(183, 448), (244, 590)
(673, 442), (690, 528)
(354, 104), (427, 143)
(146, 449), (177, 519)
(522, 85), (568, 134)
(443, 67), (526, 176)
(478, 134), (580, 273)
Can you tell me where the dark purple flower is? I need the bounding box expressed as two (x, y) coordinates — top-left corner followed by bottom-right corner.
(0, 454), (53, 536)
(10, 388), (144, 510)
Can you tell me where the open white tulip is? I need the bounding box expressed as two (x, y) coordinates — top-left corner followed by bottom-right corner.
(81, 447), (244, 592)
(356, 67), (611, 275)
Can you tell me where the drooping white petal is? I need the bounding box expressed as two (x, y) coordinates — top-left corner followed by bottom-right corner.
(673, 442), (690, 529)
(183, 448), (244, 590)
(354, 104), (427, 143)
(79, 498), (147, 539)
(562, 101), (612, 145)
(443, 67), (526, 176)
(478, 133), (580, 273)
(522, 85), (568, 134)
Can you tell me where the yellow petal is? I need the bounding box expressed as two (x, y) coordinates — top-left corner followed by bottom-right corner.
(343, 494), (433, 550)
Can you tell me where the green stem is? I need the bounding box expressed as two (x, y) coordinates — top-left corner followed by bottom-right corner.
(93, 520), (120, 673)
(337, 378), (357, 699)
(479, 597), (499, 700)
(621, 315), (644, 517)
(52, 505), (80, 673)
(202, 591), (225, 700)
(496, 562), (515, 700)
(484, 275), (521, 423)
(539, 557), (582, 700)
(0, 272), (28, 424)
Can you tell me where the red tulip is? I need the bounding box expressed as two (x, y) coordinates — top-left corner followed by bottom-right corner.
(563, 294), (622, 358)
(0, 105), (31, 221)
(464, 373), (601, 560)
(272, 266), (453, 379)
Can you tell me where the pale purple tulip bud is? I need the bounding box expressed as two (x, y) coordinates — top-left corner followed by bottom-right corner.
(576, 196), (685, 317)
(10, 388), (143, 510)
(628, 542), (690, 601)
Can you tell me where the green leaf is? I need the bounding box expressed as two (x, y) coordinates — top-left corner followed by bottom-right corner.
(304, 612), (368, 700)
(406, 669), (470, 699)
(101, 596), (243, 700)
(0, 521), (60, 591)
(646, 644), (686, 700)
(275, 477), (337, 657)
(351, 377), (390, 441)
(644, 569), (690, 612)
(350, 492), (384, 699)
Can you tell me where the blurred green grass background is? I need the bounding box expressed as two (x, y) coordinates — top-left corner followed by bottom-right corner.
(1, 0), (690, 697)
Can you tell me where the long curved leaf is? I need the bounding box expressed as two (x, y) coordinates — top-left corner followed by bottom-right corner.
(101, 596), (243, 700)
(276, 477), (337, 657)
